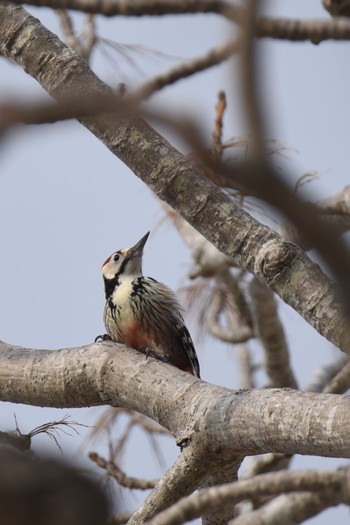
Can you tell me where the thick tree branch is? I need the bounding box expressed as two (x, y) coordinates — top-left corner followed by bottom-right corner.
(128, 446), (211, 524)
(1, 341), (350, 459)
(1, 4), (350, 357)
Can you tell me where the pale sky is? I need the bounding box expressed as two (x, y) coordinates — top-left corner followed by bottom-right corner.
(1, 1), (349, 523)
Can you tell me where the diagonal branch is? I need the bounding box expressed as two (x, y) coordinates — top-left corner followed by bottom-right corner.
(128, 445), (211, 524)
(1, 4), (350, 357)
(147, 469), (350, 525)
(132, 39), (239, 102)
(89, 452), (158, 489)
(229, 491), (341, 525)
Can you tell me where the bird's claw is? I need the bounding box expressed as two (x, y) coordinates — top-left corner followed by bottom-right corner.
(145, 347), (171, 365)
(94, 334), (112, 343)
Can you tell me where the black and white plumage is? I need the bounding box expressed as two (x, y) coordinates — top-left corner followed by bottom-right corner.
(101, 232), (200, 378)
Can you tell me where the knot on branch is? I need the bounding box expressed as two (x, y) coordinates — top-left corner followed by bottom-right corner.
(254, 237), (298, 287)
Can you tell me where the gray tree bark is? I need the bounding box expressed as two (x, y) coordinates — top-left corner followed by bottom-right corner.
(0, 3), (349, 355)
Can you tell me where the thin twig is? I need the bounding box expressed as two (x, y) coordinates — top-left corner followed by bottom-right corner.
(82, 14), (97, 60)
(56, 9), (85, 56)
(212, 90), (227, 160)
(132, 39), (239, 102)
(89, 452), (158, 490)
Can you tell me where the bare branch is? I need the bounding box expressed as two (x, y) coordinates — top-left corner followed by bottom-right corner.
(82, 14), (97, 59)
(323, 0), (350, 17)
(230, 491), (337, 525)
(132, 40), (239, 102)
(1, 0), (240, 19)
(128, 445), (210, 524)
(1, 342), (350, 460)
(207, 274), (253, 344)
(58, 10), (97, 61)
(306, 355), (349, 393)
(2, 0), (350, 44)
(57, 9), (86, 56)
(249, 278), (298, 389)
(89, 452), (158, 489)
(242, 453), (292, 480)
(212, 90), (227, 161)
(2, 5), (350, 358)
(147, 469), (350, 525)
(280, 185), (350, 250)
(165, 207), (234, 279)
(323, 360), (350, 394)
(255, 16), (350, 43)
(200, 457), (242, 525)
(236, 344), (255, 389)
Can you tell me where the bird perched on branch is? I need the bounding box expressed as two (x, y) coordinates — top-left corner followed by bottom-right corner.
(101, 232), (200, 378)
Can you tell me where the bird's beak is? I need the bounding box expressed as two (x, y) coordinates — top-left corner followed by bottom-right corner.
(129, 232), (150, 256)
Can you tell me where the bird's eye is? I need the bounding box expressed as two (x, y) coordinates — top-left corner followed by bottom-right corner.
(113, 253), (121, 262)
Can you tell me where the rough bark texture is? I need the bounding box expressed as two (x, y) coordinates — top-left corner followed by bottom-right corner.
(0, 4), (349, 357)
(1, 341), (350, 459)
(127, 447), (213, 524)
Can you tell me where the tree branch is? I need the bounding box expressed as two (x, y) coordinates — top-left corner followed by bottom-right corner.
(2, 0), (350, 44)
(1, 4), (350, 358)
(89, 452), (158, 489)
(230, 491), (339, 525)
(1, 341), (350, 459)
(147, 469), (350, 525)
(132, 39), (239, 102)
(249, 278), (298, 389)
(127, 445), (210, 524)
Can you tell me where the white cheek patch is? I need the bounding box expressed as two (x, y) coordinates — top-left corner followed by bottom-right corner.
(103, 261), (119, 280)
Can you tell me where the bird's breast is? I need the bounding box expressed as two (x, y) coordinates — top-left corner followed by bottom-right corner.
(112, 278), (134, 307)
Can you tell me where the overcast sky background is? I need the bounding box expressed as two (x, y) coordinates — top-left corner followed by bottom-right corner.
(1, 1), (350, 523)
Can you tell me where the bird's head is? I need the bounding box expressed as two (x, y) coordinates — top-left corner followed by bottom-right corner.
(102, 231), (150, 280)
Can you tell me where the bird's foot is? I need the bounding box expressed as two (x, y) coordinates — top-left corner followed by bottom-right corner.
(94, 333), (112, 343)
(144, 347), (171, 365)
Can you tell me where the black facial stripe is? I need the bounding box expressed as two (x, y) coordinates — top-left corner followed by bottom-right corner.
(116, 255), (130, 278)
(104, 276), (119, 299)
(103, 253), (134, 299)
